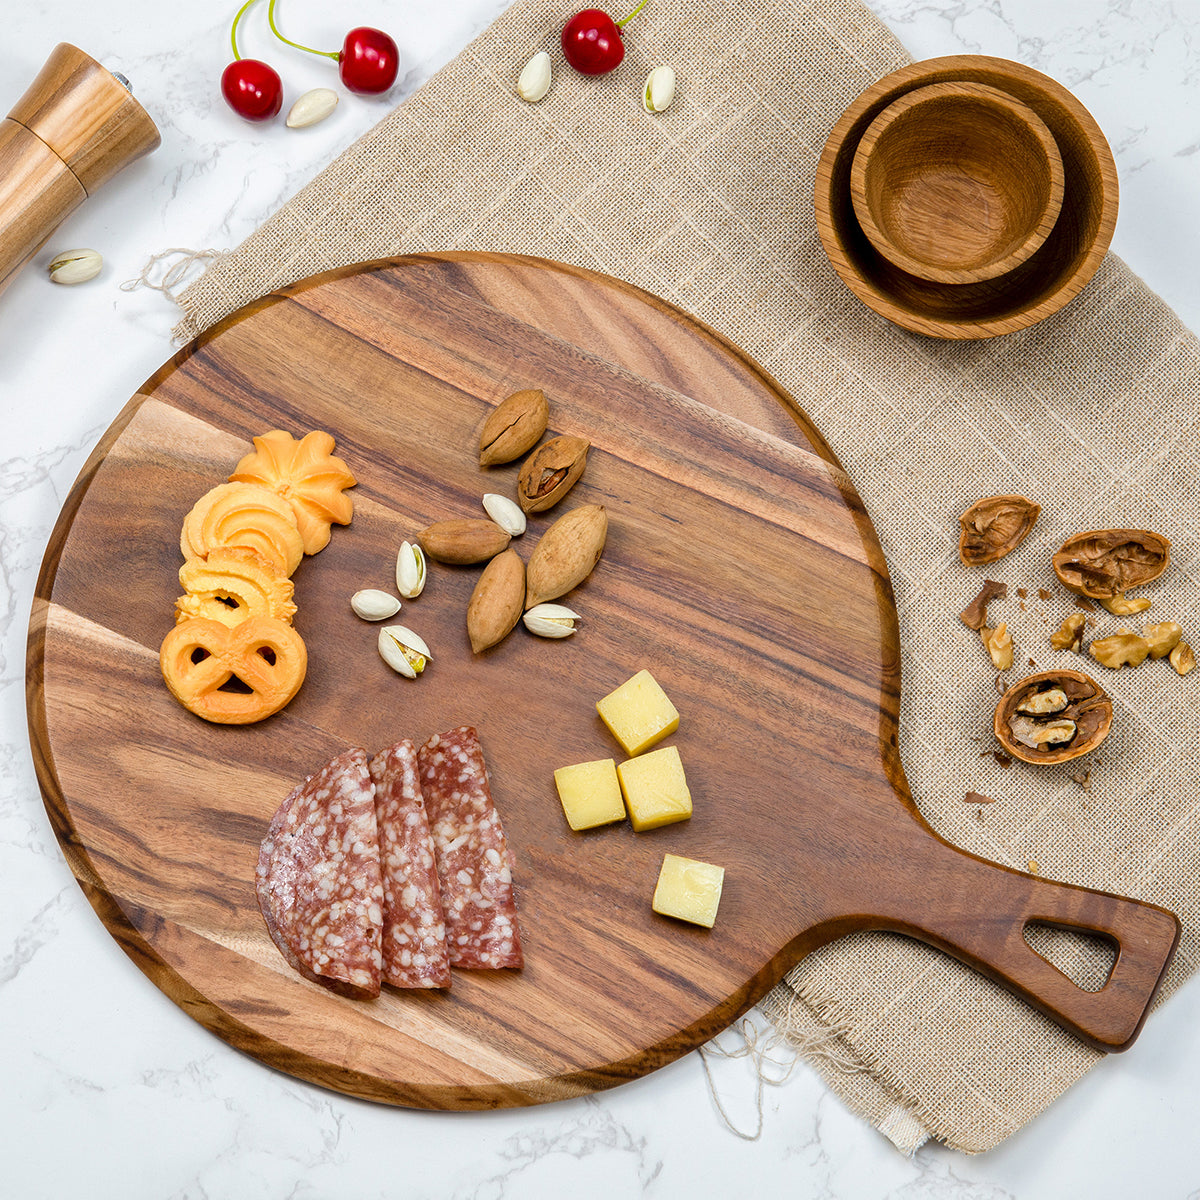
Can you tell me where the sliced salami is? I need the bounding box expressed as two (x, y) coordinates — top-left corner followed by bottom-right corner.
(255, 747), (384, 999)
(368, 739), (452, 989)
(417, 726), (524, 970)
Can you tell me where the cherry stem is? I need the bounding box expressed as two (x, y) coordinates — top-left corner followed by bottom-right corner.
(615, 0), (648, 28)
(266, 0), (340, 61)
(229, 0), (260, 61)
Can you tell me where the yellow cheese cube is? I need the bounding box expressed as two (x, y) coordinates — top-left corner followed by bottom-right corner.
(554, 758), (626, 831)
(616, 744), (691, 831)
(653, 854), (725, 928)
(596, 669), (680, 756)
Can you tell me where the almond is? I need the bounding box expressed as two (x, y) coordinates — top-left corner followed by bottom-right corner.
(467, 549), (525, 653)
(479, 389), (550, 466)
(418, 518), (511, 564)
(525, 504), (607, 609)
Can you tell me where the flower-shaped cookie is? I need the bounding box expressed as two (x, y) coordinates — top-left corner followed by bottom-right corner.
(229, 429), (356, 555)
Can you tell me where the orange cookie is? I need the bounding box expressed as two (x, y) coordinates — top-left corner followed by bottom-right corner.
(160, 616), (307, 725)
(175, 546), (297, 627)
(180, 481), (304, 576)
(230, 429), (356, 555)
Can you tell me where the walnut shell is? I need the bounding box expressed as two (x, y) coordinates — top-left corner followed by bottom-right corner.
(958, 495), (1040, 566)
(993, 670), (1113, 765)
(1051, 529), (1170, 599)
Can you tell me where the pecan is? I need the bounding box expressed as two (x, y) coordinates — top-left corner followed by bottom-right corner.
(516, 435), (590, 513)
(478, 389), (550, 466)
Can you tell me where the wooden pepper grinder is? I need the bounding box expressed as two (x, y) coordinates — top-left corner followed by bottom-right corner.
(0, 43), (160, 297)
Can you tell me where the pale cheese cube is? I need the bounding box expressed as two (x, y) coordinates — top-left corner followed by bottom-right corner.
(616, 744), (691, 831)
(554, 758), (626, 831)
(653, 854), (725, 928)
(596, 669), (680, 756)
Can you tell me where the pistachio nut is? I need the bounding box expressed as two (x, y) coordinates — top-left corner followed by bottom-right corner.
(286, 87), (339, 128)
(643, 65), (676, 113)
(351, 588), (401, 621)
(525, 503), (607, 609)
(517, 51), (552, 103)
(418, 518), (511, 564)
(479, 389), (550, 466)
(466, 548), (525, 653)
(48, 248), (103, 285)
(378, 625), (431, 678)
(482, 492), (527, 537)
(516, 435), (590, 513)
(395, 541), (427, 598)
(523, 603), (580, 638)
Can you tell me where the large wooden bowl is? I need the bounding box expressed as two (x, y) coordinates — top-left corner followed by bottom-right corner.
(850, 81), (1065, 285)
(816, 56), (1118, 339)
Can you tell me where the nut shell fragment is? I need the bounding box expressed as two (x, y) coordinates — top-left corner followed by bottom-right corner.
(959, 495), (1040, 566)
(1052, 529), (1170, 599)
(479, 389), (550, 466)
(516, 435), (590, 513)
(960, 579), (1006, 630)
(994, 670), (1113, 765)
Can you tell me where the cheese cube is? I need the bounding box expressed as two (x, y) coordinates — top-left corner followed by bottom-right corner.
(554, 758), (626, 831)
(616, 744), (691, 831)
(596, 669), (680, 756)
(653, 854), (725, 928)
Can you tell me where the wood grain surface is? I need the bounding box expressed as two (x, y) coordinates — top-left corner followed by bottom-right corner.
(26, 253), (1179, 1108)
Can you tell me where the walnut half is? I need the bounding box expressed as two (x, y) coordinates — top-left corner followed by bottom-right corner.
(1051, 529), (1170, 599)
(993, 670), (1113, 765)
(959, 495), (1041, 566)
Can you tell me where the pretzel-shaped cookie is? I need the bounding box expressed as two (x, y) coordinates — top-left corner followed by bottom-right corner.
(160, 616), (307, 724)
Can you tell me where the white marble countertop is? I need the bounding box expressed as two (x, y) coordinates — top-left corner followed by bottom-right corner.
(3, 1), (1198, 1196)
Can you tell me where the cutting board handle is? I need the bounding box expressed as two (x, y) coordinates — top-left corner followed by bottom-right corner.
(876, 836), (1180, 1053)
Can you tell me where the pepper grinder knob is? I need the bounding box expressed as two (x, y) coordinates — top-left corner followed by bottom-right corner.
(0, 43), (161, 297)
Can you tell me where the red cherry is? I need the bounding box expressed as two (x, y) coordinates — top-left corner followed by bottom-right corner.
(561, 9), (625, 76)
(221, 58), (283, 121)
(338, 26), (400, 94)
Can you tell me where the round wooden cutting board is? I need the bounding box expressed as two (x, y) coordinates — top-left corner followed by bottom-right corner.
(27, 253), (1179, 1108)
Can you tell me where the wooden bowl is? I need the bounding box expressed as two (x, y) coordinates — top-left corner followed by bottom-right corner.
(849, 81), (1065, 285)
(815, 57), (1118, 339)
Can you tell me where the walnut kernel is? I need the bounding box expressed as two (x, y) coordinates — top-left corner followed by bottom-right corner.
(1049, 612), (1085, 652)
(982, 622), (1014, 670)
(1143, 621), (1182, 660)
(1100, 593), (1152, 616)
(1170, 641), (1195, 676)
(1089, 632), (1150, 670)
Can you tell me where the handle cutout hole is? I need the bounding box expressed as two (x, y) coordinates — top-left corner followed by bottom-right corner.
(1023, 921), (1117, 992)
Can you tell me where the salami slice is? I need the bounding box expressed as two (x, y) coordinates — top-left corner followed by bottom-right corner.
(255, 747), (384, 999)
(368, 739), (451, 989)
(417, 726), (524, 969)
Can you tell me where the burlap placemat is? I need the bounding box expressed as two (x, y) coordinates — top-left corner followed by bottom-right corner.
(173, 0), (1200, 1154)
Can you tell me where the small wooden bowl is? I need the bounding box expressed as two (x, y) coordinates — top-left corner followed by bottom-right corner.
(849, 81), (1065, 285)
(815, 56), (1119, 339)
